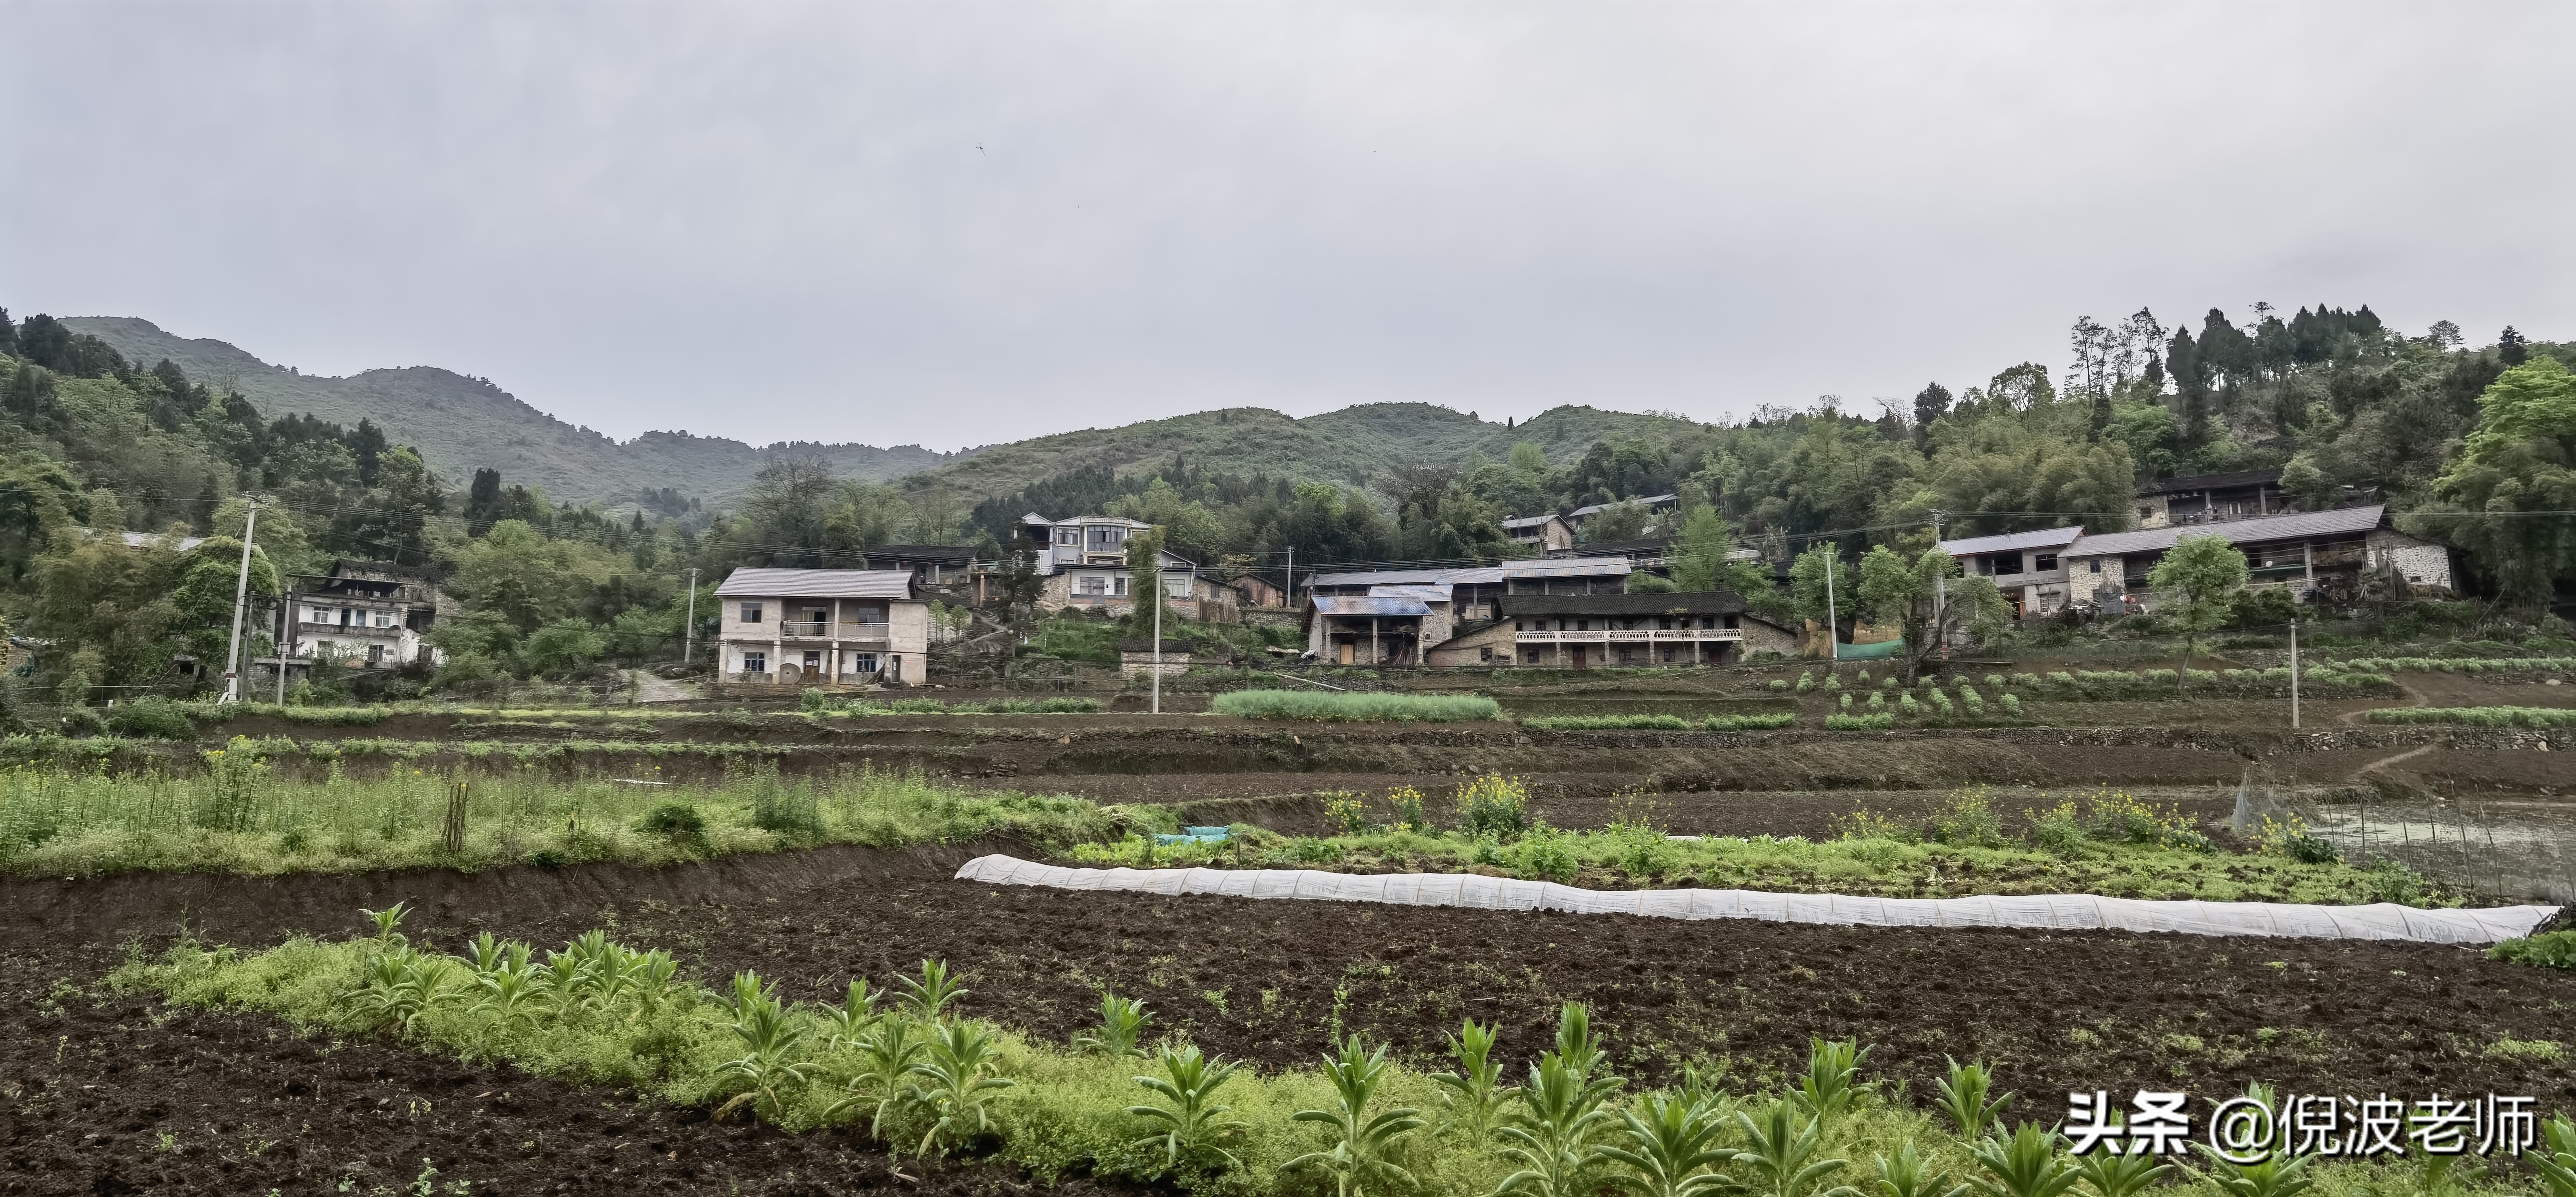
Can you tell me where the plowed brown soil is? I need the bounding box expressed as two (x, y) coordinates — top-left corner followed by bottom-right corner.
(4, 843), (2569, 1197)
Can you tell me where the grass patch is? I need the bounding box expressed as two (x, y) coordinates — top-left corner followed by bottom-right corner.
(0, 750), (1135, 877)
(2487, 929), (2576, 969)
(1067, 781), (2443, 907)
(1210, 690), (1501, 722)
(2368, 706), (2576, 729)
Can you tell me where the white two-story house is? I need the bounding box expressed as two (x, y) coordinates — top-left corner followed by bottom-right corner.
(1936, 527), (2085, 616)
(714, 568), (930, 687)
(1013, 513), (1205, 615)
(282, 561), (450, 671)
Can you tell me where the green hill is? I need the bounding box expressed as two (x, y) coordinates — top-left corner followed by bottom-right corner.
(65, 316), (1699, 512)
(61, 317), (964, 507)
(898, 402), (1696, 504)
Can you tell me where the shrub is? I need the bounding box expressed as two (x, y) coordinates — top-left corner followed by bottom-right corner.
(1323, 791), (1371, 836)
(1824, 674), (1842, 692)
(1767, 679), (1790, 692)
(2488, 930), (2576, 970)
(1794, 671), (1815, 694)
(747, 770), (825, 840)
(638, 801), (707, 840)
(106, 696), (197, 741)
(1865, 692), (1885, 711)
(1824, 713), (1894, 730)
(1931, 787), (2005, 847)
(1998, 693), (2021, 717)
(59, 706), (107, 737)
(1704, 712), (1797, 730)
(1386, 786), (1429, 832)
(1897, 693), (1920, 716)
(2023, 801), (2086, 858)
(1211, 690), (1500, 722)
(1930, 690), (1954, 716)
(1507, 825), (1579, 882)
(1455, 774), (1530, 839)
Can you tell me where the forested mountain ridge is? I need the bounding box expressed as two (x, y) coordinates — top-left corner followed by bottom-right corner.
(896, 402), (1695, 507)
(61, 317), (965, 507)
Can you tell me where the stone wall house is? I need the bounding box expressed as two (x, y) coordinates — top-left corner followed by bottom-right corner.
(1501, 513), (1575, 552)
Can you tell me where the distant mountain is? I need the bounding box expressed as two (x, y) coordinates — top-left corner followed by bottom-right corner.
(896, 402), (1696, 503)
(65, 316), (1699, 515)
(63, 317), (965, 508)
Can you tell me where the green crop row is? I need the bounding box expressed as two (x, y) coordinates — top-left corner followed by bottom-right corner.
(1520, 713), (1797, 731)
(2333, 656), (2576, 675)
(129, 922), (2569, 1197)
(2367, 707), (2576, 729)
(1211, 690), (1503, 722)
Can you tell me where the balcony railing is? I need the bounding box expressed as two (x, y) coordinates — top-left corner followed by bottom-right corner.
(1516, 628), (1743, 644)
(755, 621), (891, 642)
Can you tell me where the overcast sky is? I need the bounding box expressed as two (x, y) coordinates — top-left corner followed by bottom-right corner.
(4, 2), (2568, 452)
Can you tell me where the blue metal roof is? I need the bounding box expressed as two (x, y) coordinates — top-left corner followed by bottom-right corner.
(1311, 595), (1435, 617)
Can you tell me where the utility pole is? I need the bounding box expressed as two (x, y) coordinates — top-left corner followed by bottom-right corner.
(2288, 617), (2300, 730)
(1821, 545), (1840, 663)
(274, 592), (289, 704)
(220, 500), (258, 702)
(683, 567), (700, 665)
(1151, 563), (1163, 715)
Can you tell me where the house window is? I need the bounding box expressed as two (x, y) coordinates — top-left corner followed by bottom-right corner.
(1991, 555), (2023, 576)
(741, 602), (764, 623)
(804, 607), (829, 630)
(1079, 576), (1108, 596)
(846, 651), (879, 674)
(1479, 647), (1493, 662)
(1575, 619), (1590, 631)
(2033, 553), (2059, 572)
(367, 644), (384, 667)
(1114, 577), (1129, 596)
(1058, 529), (1079, 545)
(2086, 561), (2101, 574)
(742, 651), (767, 674)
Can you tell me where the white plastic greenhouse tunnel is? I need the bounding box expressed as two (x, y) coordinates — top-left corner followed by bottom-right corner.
(952, 855), (2562, 944)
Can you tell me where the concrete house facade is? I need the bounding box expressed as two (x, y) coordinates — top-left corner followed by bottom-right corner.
(1304, 594), (1439, 665)
(2061, 505), (2452, 609)
(714, 567), (930, 686)
(282, 561), (452, 671)
(1307, 558), (1633, 625)
(1937, 527), (2087, 616)
(1459, 591), (1786, 668)
(1501, 514), (1575, 552)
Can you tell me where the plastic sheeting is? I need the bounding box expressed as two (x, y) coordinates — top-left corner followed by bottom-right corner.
(953, 855), (2561, 944)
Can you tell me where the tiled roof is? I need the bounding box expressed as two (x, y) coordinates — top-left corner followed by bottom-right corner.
(1368, 584), (1454, 602)
(2063, 506), (2389, 558)
(1938, 526), (2086, 556)
(1310, 567), (1505, 588)
(1568, 494), (1679, 518)
(714, 568), (918, 599)
(1499, 556), (1632, 578)
(1501, 514), (1564, 529)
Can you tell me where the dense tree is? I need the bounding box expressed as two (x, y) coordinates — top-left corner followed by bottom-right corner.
(2145, 534), (2248, 689)
(2412, 356), (2576, 603)
(1854, 544), (2009, 681)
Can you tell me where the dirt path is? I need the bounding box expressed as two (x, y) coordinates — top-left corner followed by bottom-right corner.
(627, 669), (701, 703)
(2339, 676), (2428, 726)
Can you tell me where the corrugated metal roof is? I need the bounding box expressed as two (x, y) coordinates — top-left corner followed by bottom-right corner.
(1500, 556), (1632, 578)
(2063, 506), (2388, 558)
(1938, 526), (2085, 556)
(714, 568), (918, 599)
(1312, 595), (1435, 617)
(1369, 583), (1454, 601)
(1310, 567), (1505, 588)
(1501, 515), (1563, 529)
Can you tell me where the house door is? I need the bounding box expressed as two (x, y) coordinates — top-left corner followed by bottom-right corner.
(1571, 646), (1588, 669)
(366, 644), (384, 668)
(1338, 643), (1354, 666)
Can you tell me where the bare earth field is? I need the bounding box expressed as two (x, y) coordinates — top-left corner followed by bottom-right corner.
(5, 842), (2572, 1194)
